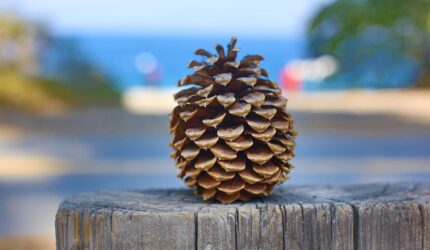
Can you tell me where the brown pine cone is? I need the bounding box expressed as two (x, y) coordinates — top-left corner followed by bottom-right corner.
(169, 37), (297, 204)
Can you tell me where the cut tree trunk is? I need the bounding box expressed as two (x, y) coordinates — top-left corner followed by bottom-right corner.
(56, 183), (430, 250)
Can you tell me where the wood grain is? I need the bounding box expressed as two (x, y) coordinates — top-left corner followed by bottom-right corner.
(56, 183), (430, 250)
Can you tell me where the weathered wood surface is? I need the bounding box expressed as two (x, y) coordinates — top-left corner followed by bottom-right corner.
(56, 183), (430, 250)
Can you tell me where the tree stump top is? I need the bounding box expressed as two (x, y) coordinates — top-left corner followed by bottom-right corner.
(56, 183), (430, 250)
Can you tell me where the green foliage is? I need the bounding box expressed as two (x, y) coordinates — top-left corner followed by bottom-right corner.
(0, 68), (120, 111)
(0, 13), (120, 111)
(0, 14), (32, 38)
(308, 0), (430, 87)
(309, 0), (429, 52)
(40, 37), (121, 105)
(0, 69), (65, 111)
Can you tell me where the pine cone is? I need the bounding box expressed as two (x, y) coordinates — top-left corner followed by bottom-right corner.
(169, 37), (297, 204)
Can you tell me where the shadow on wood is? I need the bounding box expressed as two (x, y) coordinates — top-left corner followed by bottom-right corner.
(56, 183), (430, 250)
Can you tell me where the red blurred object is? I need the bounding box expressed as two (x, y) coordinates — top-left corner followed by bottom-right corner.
(146, 67), (163, 82)
(280, 66), (301, 91)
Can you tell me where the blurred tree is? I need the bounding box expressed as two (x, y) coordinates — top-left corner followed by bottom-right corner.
(39, 36), (120, 105)
(0, 14), (43, 74)
(308, 0), (430, 88)
(0, 13), (119, 111)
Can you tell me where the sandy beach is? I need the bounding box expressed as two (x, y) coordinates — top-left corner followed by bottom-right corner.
(123, 88), (430, 123)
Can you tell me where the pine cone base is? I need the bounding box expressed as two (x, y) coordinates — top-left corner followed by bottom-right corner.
(170, 37), (297, 204)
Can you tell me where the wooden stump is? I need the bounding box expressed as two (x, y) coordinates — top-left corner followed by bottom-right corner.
(56, 183), (430, 250)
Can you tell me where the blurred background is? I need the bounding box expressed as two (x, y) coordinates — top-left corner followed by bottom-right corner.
(0, 0), (430, 249)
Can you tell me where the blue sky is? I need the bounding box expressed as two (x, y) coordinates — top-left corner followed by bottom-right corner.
(0, 0), (332, 38)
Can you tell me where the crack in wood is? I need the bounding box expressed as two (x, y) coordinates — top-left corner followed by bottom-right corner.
(350, 203), (360, 250)
(279, 205), (286, 250)
(329, 203), (335, 250)
(297, 202), (306, 249)
(418, 203), (425, 250)
(234, 209), (238, 250)
(194, 212), (198, 250)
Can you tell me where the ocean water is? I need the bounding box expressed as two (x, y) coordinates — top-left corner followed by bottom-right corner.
(72, 35), (304, 90)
